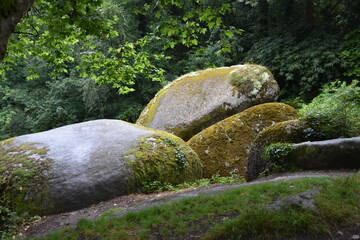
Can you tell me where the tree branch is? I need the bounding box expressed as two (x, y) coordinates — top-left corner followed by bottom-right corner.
(13, 31), (37, 36)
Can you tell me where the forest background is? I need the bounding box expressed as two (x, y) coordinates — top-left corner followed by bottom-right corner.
(0, 0), (359, 141)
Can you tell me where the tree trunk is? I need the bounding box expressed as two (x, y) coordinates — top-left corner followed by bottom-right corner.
(257, 0), (269, 36)
(0, 0), (36, 61)
(304, 0), (315, 25)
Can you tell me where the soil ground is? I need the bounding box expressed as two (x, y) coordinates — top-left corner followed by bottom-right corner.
(20, 170), (359, 239)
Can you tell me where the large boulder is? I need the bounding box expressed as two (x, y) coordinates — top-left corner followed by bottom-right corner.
(284, 137), (360, 170)
(246, 120), (307, 181)
(137, 64), (280, 141)
(187, 103), (298, 178)
(0, 120), (202, 215)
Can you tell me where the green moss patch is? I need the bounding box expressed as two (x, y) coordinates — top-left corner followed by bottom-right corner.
(246, 119), (308, 180)
(188, 103), (298, 178)
(137, 64), (279, 141)
(254, 119), (307, 144)
(124, 132), (203, 191)
(136, 66), (236, 132)
(0, 138), (53, 215)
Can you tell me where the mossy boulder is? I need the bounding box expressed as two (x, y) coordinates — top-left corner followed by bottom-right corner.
(0, 120), (202, 215)
(246, 120), (308, 181)
(137, 64), (280, 141)
(284, 137), (360, 170)
(187, 103), (298, 178)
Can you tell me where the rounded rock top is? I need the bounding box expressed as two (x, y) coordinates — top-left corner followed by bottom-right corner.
(0, 119), (202, 215)
(137, 64), (280, 141)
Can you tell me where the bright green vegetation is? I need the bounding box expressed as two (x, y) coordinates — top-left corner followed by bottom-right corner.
(263, 143), (294, 163)
(32, 173), (359, 240)
(300, 80), (360, 139)
(263, 142), (295, 173)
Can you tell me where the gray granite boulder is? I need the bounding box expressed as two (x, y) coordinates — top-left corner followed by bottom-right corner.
(0, 120), (202, 215)
(137, 64), (280, 141)
(284, 137), (360, 170)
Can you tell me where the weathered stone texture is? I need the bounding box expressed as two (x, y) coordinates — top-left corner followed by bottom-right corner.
(188, 103), (298, 178)
(285, 137), (360, 170)
(0, 120), (202, 215)
(137, 64), (280, 141)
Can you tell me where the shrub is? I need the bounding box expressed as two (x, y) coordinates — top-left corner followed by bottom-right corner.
(341, 27), (360, 79)
(0, 201), (38, 239)
(263, 143), (294, 162)
(263, 143), (295, 173)
(299, 80), (360, 139)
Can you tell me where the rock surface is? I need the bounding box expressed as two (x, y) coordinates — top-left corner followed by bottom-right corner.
(137, 64), (280, 141)
(246, 120), (307, 181)
(187, 103), (298, 178)
(265, 190), (320, 213)
(284, 137), (360, 170)
(0, 120), (202, 215)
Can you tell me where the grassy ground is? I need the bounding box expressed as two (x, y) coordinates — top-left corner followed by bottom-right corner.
(27, 172), (359, 240)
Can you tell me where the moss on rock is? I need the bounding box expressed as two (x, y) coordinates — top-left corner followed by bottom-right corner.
(0, 138), (53, 215)
(229, 64), (274, 96)
(246, 120), (308, 181)
(125, 131), (203, 189)
(137, 64), (279, 141)
(187, 103), (298, 178)
(0, 120), (203, 216)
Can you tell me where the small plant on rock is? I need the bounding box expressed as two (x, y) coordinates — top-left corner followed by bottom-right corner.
(263, 143), (295, 173)
(263, 143), (294, 162)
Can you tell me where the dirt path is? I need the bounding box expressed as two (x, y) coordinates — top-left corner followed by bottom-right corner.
(21, 170), (358, 239)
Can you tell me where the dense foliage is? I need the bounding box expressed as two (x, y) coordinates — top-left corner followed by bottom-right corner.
(300, 80), (360, 139)
(0, 0), (359, 141)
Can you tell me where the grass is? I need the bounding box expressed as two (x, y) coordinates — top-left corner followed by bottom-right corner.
(140, 173), (244, 193)
(26, 172), (360, 240)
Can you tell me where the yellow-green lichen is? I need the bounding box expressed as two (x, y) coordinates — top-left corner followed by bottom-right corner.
(254, 119), (307, 144)
(187, 103), (298, 178)
(0, 139), (53, 215)
(124, 131), (203, 190)
(229, 64), (275, 97)
(137, 64), (279, 141)
(136, 66), (237, 129)
(246, 119), (308, 181)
